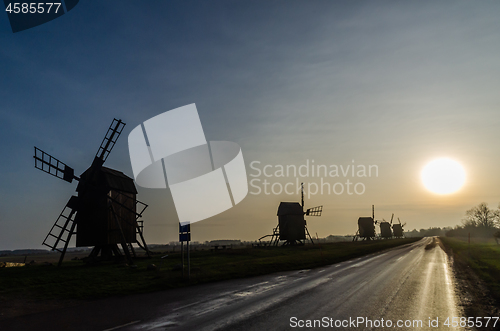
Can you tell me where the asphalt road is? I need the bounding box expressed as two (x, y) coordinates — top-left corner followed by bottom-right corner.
(1, 237), (467, 330)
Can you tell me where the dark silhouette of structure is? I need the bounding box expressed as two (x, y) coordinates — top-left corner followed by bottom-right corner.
(392, 218), (406, 238)
(354, 207), (406, 241)
(34, 119), (150, 266)
(353, 205), (377, 241)
(379, 213), (394, 239)
(259, 183), (323, 246)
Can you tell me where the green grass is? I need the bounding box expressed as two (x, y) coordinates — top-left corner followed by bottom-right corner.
(440, 237), (500, 300)
(0, 238), (419, 301)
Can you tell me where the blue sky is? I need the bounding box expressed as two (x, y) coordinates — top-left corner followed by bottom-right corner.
(1, 1), (500, 249)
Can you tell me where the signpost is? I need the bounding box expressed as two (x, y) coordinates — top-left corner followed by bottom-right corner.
(179, 223), (191, 279)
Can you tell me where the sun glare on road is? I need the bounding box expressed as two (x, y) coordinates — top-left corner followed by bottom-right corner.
(421, 158), (466, 195)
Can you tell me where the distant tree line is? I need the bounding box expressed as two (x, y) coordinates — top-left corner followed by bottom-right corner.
(405, 227), (453, 238)
(445, 202), (500, 241)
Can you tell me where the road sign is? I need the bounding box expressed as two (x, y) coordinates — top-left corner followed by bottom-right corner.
(179, 223), (191, 242)
(179, 233), (191, 242)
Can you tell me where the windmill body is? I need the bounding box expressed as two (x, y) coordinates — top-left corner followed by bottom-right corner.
(392, 218), (405, 238)
(356, 217), (376, 240)
(379, 213), (394, 238)
(353, 205), (377, 241)
(75, 166), (137, 247)
(379, 221), (393, 238)
(277, 202), (307, 243)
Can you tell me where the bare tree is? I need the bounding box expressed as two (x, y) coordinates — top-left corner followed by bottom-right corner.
(462, 202), (498, 228)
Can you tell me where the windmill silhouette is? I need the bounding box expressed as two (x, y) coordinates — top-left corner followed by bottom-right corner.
(34, 119), (150, 266)
(379, 213), (394, 239)
(392, 217), (406, 238)
(259, 183), (323, 246)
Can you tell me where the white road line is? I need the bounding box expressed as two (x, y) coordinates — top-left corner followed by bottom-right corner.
(102, 320), (140, 331)
(172, 301), (203, 311)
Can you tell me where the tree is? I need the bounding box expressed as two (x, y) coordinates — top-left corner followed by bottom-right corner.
(462, 202), (498, 228)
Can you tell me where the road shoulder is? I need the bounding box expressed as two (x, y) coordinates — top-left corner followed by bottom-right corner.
(439, 237), (500, 330)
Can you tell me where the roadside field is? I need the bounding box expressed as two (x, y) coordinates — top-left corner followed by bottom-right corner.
(0, 238), (420, 302)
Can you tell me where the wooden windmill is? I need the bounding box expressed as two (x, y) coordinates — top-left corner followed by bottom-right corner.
(259, 183), (323, 246)
(379, 213), (394, 239)
(353, 205), (376, 241)
(392, 217), (406, 238)
(34, 119), (150, 266)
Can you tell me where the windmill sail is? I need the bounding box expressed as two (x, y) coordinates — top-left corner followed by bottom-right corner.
(34, 147), (77, 183)
(306, 205), (323, 216)
(96, 119), (125, 163)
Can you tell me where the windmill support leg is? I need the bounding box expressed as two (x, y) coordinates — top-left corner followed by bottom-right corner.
(136, 225), (151, 258)
(305, 226), (314, 245)
(110, 205), (134, 265)
(57, 220), (77, 267)
(89, 246), (101, 258)
(111, 244), (121, 256)
(272, 225), (280, 246)
(128, 243), (137, 258)
(119, 242), (133, 264)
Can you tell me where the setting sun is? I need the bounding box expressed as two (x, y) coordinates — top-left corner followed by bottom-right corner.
(421, 158), (466, 195)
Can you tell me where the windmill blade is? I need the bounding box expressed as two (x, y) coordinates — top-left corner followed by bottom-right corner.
(402, 223), (406, 228)
(95, 119), (125, 163)
(34, 147), (78, 183)
(306, 205), (322, 216)
(390, 213), (394, 224)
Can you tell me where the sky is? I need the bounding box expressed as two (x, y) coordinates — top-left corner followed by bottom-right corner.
(1, 0), (500, 250)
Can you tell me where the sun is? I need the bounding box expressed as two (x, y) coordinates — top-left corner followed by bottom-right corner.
(421, 158), (466, 195)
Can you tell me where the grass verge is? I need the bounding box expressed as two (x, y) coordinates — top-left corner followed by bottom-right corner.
(0, 238), (419, 301)
(440, 237), (500, 301)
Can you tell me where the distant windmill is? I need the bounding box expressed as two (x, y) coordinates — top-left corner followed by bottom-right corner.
(259, 183), (323, 246)
(392, 217), (406, 238)
(379, 213), (393, 239)
(34, 119), (150, 266)
(353, 205), (377, 241)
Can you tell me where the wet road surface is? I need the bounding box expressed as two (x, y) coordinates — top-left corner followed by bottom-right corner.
(1, 237), (466, 330)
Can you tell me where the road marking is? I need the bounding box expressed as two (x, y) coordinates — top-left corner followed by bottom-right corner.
(102, 320), (140, 331)
(350, 253), (388, 268)
(319, 269), (326, 273)
(247, 281), (270, 288)
(147, 321), (177, 329)
(172, 300), (203, 311)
